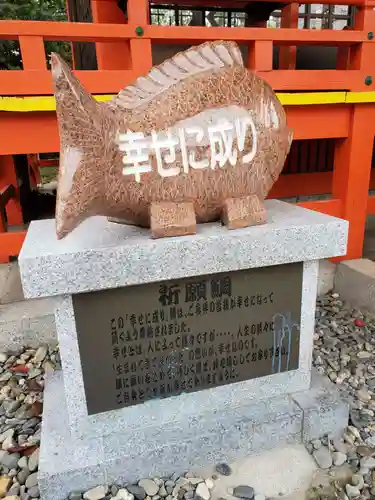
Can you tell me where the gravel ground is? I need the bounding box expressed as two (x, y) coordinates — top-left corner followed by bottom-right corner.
(1, 292), (375, 500)
(0, 346), (60, 500)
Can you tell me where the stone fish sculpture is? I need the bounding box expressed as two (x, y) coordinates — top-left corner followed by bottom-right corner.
(52, 40), (292, 240)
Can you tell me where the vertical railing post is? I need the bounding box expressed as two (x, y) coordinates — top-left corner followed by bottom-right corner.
(347, 5), (375, 89)
(91, 0), (130, 70)
(128, 0), (152, 78)
(332, 104), (375, 260)
(248, 41), (273, 71)
(332, 4), (375, 260)
(19, 36), (46, 70)
(0, 156), (22, 227)
(279, 3), (298, 70)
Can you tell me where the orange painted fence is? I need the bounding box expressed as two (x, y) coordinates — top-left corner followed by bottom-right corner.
(1, 0), (375, 262)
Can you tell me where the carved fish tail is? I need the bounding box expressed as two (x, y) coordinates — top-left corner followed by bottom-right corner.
(51, 53), (110, 239)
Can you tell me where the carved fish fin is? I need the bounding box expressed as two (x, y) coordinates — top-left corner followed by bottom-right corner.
(110, 41), (243, 110)
(51, 52), (100, 119)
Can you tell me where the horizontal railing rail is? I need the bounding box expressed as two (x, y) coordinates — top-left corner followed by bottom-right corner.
(151, 0), (375, 5)
(0, 20), (369, 43)
(0, 13), (375, 94)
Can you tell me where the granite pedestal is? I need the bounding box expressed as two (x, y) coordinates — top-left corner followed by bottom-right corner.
(19, 200), (350, 500)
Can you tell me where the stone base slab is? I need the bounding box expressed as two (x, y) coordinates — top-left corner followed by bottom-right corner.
(39, 371), (349, 500)
(58, 259), (317, 439)
(0, 259), (335, 353)
(0, 261), (336, 353)
(0, 297), (58, 351)
(0, 263), (58, 351)
(19, 201), (348, 300)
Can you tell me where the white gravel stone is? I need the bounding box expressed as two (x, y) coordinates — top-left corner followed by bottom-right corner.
(115, 489), (135, 500)
(2, 433), (15, 451)
(8, 483), (20, 496)
(28, 448), (39, 473)
(357, 351), (372, 359)
(333, 439), (347, 454)
(0, 372), (12, 383)
(360, 457), (375, 469)
(158, 486), (167, 497)
(345, 484), (361, 498)
(139, 480), (159, 497)
(347, 426), (361, 440)
(43, 360), (55, 373)
(335, 373), (346, 385)
(313, 447), (332, 469)
(17, 467), (30, 485)
(332, 451), (347, 466)
(25, 472), (38, 489)
(351, 474), (364, 490)
(0, 428), (14, 444)
(358, 467), (369, 475)
(254, 495), (265, 500)
(205, 479), (214, 490)
(196, 482), (210, 500)
(365, 436), (375, 447)
(34, 345), (48, 364)
(343, 433), (355, 446)
(0, 451), (19, 470)
(83, 485), (108, 500)
(357, 389), (371, 402)
(311, 439), (321, 450)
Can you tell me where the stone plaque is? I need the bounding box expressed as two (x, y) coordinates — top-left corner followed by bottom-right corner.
(73, 262), (303, 415)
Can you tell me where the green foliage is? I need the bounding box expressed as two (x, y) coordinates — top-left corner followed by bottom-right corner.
(0, 0), (72, 69)
(0, 0), (67, 21)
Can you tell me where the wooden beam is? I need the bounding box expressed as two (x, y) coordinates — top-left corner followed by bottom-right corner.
(269, 172), (332, 198)
(286, 105), (350, 140)
(0, 103), (352, 155)
(0, 184), (17, 232)
(332, 104), (375, 259)
(150, 0), (374, 5)
(0, 70), (134, 96)
(297, 199), (342, 217)
(0, 232), (26, 264)
(260, 70), (367, 92)
(0, 20), (367, 44)
(143, 25), (367, 44)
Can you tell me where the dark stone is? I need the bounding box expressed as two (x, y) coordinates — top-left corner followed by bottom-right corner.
(215, 463), (232, 476)
(28, 485), (40, 498)
(111, 485), (119, 496)
(233, 486), (254, 500)
(18, 467), (31, 485)
(127, 485), (147, 500)
(69, 492), (83, 500)
(178, 490), (185, 500)
(350, 409), (368, 429)
(347, 458), (359, 468)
